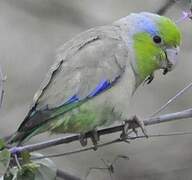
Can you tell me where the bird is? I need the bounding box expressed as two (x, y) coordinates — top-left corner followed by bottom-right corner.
(8, 12), (181, 147)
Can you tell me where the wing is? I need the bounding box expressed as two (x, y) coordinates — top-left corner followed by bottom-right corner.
(18, 26), (129, 131)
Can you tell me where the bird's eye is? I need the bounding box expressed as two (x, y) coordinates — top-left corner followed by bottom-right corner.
(153, 35), (162, 44)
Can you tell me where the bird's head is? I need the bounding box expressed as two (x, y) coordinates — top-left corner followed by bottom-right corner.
(115, 12), (181, 86)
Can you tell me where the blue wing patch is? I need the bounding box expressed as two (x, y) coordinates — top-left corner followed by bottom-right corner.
(88, 79), (111, 98)
(64, 75), (121, 105)
(65, 95), (79, 104)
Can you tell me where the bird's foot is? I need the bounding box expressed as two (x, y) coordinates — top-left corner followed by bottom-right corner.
(89, 129), (99, 151)
(79, 133), (88, 147)
(120, 120), (132, 141)
(79, 129), (99, 150)
(120, 115), (148, 140)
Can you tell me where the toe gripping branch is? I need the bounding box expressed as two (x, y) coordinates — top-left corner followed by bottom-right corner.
(79, 129), (100, 151)
(120, 115), (148, 140)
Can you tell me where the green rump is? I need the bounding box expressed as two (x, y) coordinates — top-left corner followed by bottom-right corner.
(49, 101), (120, 134)
(49, 103), (98, 133)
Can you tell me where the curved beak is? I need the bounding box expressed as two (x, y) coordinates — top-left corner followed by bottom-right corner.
(163, 46), (180, 75)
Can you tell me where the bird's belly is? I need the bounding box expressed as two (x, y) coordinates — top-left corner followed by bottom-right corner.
(50, 100), (122, 134)
(50, 66), (135, 134)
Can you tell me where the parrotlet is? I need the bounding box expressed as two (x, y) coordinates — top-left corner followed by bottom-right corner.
(9, 12), (181, 145)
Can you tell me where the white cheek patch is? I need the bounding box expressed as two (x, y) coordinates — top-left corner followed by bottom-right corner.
(166, 47), (180, 67)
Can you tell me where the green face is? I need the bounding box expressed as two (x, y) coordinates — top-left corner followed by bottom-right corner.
(133, 15), (181, 81)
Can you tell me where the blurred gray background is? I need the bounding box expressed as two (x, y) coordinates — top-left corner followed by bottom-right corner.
(0, 0), (192, 179)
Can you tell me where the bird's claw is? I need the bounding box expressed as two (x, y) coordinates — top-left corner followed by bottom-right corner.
(120, 115), (148, 140)
(90, 129), (99, 151)
(120, 120), (130, 140)
(79, 129), (99, 151)
(79, 134), (87, 147)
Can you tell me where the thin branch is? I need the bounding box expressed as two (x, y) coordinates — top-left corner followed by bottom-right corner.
(9, 108), (192, 154)
(156, 0), (176, 15)
(31, 139), (123, 160)
(31, 130), (192, 160)
(0, 65), (4, 109)
(151, 81), (192, 117)
(14, 154), (21, 169)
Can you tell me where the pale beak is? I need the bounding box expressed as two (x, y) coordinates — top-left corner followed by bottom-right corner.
(163, 46), (180, 75)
